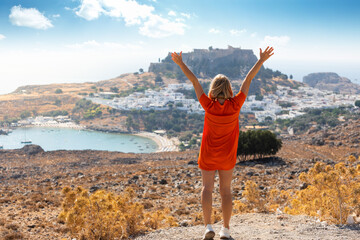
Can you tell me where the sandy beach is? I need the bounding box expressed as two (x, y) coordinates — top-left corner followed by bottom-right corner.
(24, 122), (86, 129)
(134, 131), (179, 152)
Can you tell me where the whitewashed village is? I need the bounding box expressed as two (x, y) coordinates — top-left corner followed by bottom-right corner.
(9, 83), (359, 129)
(88, 83), (358, 122)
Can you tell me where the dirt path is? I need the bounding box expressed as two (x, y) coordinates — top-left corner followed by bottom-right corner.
(135, 212), (360, 240)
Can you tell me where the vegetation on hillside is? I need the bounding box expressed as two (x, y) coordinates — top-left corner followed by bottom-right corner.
(72, 98), (102, 120)
(274, 106), (359, 134)
(124, 109), (204, 136)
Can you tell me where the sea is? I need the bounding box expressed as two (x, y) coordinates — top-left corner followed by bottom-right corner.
(0, 127), (158, 153)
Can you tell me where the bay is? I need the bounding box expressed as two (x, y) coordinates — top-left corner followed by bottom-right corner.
(0, 127), (158, 153)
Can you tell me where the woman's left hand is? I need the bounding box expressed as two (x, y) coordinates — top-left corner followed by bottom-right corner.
(259, 46), (274, 62)
(171, 51), (183, 66)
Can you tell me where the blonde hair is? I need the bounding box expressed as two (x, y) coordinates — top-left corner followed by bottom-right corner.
(208, 74), (233, 100)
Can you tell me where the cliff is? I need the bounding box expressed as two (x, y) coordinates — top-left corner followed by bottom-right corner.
(303, 72), (360, 94)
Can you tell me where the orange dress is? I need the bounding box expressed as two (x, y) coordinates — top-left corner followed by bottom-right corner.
(198, 91), (247, 171)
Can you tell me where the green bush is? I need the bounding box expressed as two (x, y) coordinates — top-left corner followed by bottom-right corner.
(55, 88), (63, 94)
(237, 130), (282, 161)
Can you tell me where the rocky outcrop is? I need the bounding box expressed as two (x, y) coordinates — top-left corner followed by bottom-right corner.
(303, 72), (360, 94)
(149, 46), (259, 79)
(20, 144), (45, 155)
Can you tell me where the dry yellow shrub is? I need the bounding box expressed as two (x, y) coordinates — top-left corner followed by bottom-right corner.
(58, 186), (177, 240)
(233, 180), (289, 214)
(284, 156), (360, 224)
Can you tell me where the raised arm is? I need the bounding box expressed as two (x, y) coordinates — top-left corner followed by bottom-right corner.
(171, 51), (204, 100)
(240, 46), (274, 96)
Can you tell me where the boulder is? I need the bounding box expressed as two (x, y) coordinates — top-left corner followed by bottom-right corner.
(20, 144), (44, 155)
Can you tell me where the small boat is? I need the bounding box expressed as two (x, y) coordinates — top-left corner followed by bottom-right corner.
(21, 126), (32, 144)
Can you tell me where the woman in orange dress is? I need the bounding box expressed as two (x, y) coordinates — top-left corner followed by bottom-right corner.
(172, 46), (274, 239)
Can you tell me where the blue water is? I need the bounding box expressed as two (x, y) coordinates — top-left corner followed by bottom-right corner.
(0, 127), (158, 153)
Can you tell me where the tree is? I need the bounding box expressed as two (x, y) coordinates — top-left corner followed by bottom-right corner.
(155, 75), (163, 85)
(20, 110), (31, 119)
(110, 87), (119, 93)
(237, 130), (282, 161)
(54, 99), (62, 106)
(208, 46), (213, 51)
(255, 94), (263, 101)
(355, 100), (360, 108)
(139, 68), (144, 73)
(55, 88), (63, 94)
(289, 74), (293, 80)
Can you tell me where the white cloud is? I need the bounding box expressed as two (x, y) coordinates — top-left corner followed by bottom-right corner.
(180, 12), (191, 19)
(66, 40), (101, 49)
(209, 28), (220, 34)
(66, 40), (142, 50)
(9, 5), (53, 30)
(251, 32), (257, 38)
(262, 35), (290, 46)
(230, 29), (246, 36)
(0, 34), (5, 40)
(52, 14), (60, 18)
(75, 0), (186, 38)
(168, 10), (176, 16)
(75, 0), (104, 20)
(139, 14), (186, 38)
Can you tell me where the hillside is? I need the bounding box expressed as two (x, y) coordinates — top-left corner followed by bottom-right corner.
(303, 72), (360, 94)
(0, 73), (157, 122)
(0, 129), (359, 239)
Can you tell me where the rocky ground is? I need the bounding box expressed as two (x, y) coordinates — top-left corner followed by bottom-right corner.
(135, 212), (360, 240)
(0, 133), (359, 239)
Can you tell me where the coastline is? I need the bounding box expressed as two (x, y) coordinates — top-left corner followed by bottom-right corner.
(8, 123), (178, 153)
(133, 131), (179, 152)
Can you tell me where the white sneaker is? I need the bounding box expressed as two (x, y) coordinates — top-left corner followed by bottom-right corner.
(219, 226), (231, 239)
(203, 224), (215, 240)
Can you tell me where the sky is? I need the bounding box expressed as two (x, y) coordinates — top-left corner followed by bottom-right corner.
(0, 0), (359, 95)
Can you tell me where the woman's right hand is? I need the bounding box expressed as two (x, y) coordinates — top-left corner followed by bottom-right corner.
(259, 46), (274, 62)
(171, 51), (183, 66)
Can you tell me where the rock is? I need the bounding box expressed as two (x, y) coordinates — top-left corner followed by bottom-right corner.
(159, 179), (168, 185)
(335, 142), (343, 146)
(0, 129), (8, 135)
(89, 185), (101, 193)
(310, 137), (325, 146)
(300, 183), (309, 190)
(20, 144), (44, 155)
(187, 161), (197, 165)
(180, 220), (191, 227)
(246, 171), (254, 176)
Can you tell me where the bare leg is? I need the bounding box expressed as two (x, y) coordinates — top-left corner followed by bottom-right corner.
(219, 168), (234, 229)
(201, 169), (215, 226)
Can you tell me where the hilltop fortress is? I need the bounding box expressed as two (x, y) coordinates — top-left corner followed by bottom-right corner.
(149, 46), (258, 79)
